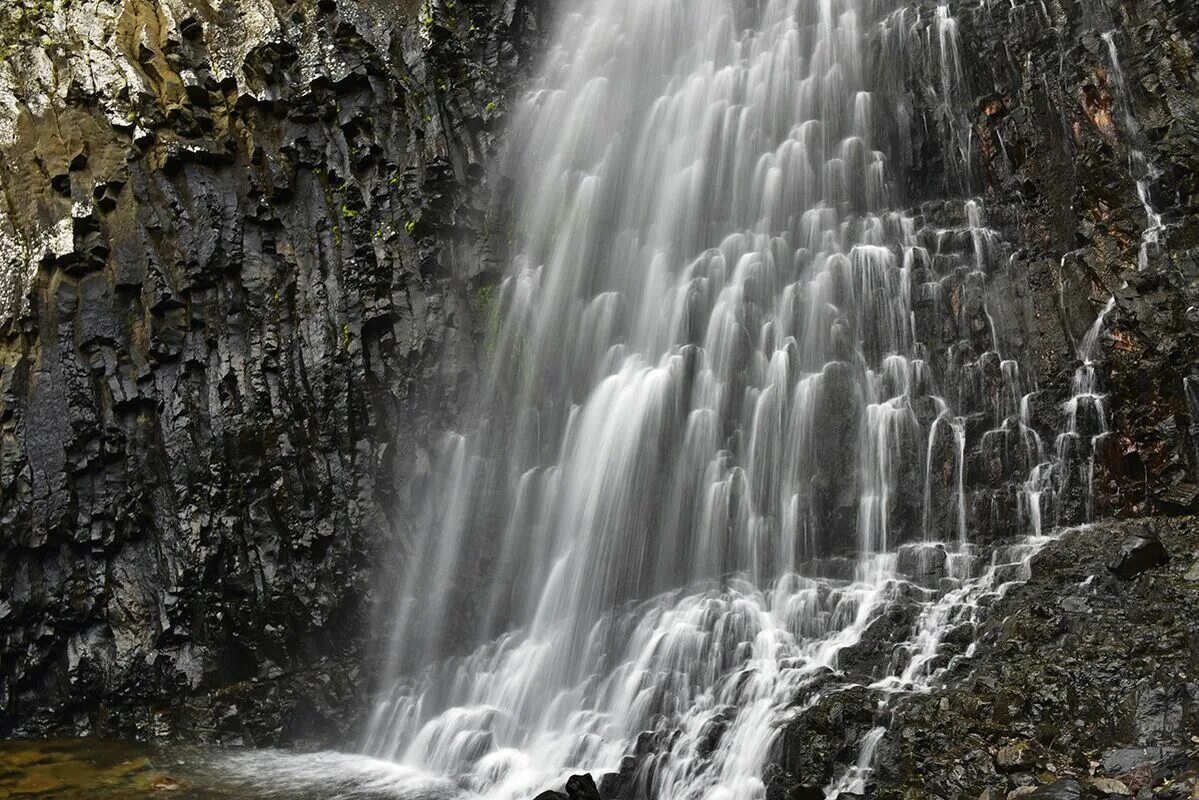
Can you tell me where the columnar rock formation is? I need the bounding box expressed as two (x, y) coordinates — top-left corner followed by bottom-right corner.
(0, 0), (546, 740)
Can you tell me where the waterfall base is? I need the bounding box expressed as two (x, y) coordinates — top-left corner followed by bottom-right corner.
(507, 519), (1199, 800)
(262, 515), (1199, 796)
(3, 518), (1193, 800)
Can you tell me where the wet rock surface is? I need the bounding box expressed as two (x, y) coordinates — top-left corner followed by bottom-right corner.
(0, 0), (547, 742)
(1108, 532), (1170, 579)
(560, 518), (1198, 800)
(941, 0), (1199, 524)
(865, 517), (1199, 800)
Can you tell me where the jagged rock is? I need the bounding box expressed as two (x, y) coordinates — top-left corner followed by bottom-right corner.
(0, 0), (1196, 781)
(597, 757), (637, 800)
(0, 0), (549, 742)
(564, 773), (601, 800)
(871, 519), (1199, 799)
(1108, 534), (1170, 579)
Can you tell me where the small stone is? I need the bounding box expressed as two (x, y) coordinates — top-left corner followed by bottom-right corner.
(1059, 596), (1090, 613)
(1184, 560), (1199, 582)
(1027, 779), (1083, 799)
(1089, 777), (1132, 796)
(997, 741), (1037, 770)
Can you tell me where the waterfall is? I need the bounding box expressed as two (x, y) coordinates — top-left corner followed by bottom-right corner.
(356, 1), (1093, 797)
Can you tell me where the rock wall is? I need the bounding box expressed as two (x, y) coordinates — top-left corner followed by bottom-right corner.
(0, 0), (546, 742)
(944, 0), (1199, 522)
(849, 0), (1199, 545)
(759, 0), (1199, 794)
(0, 0), (1195, 756)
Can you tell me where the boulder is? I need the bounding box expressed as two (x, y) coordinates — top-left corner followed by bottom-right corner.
(565, 773), (602, 800)
(1107, 535), (1169, 579)
(996, 741), (1037, 771)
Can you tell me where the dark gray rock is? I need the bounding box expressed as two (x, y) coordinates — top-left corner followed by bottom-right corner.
(1101, 746), (1184, 776)
(597, 757), (637, 800)
(1108, 535), (1170, 579)
(564, 773), (601, 800)
(1027, 779), (1084, 799)
(867, 519), (1199, 800)
(0, 0), (549, 743)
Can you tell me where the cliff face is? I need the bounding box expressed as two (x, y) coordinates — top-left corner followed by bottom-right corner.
(886, 0), (1199, 542)
(0, 0), (545, 742)
(762, 0), (1199, 794)
(951, 0), (1199, 523)
(0, 0), (1196, 762)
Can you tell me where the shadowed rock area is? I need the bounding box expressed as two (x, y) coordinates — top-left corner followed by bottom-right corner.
(0, 0), (546, 743)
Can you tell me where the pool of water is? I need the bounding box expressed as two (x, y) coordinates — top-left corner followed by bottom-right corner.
(0, 739), (460, 799)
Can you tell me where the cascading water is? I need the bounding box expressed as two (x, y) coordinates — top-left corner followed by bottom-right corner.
(353, 1), (1094, 797)
(1102, 31), (1164, 273)
(1039, 30), (1164, 528)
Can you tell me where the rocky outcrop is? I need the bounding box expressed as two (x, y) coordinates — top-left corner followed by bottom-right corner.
(0, 0), (546, 741)
(583, 517), (1199, 800)
(773, 0), (1199, 792)
(872, 517), (1199, 800)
